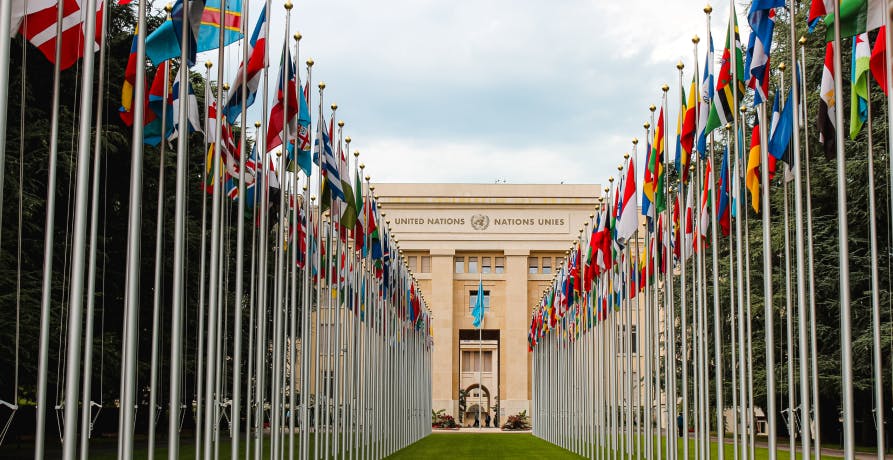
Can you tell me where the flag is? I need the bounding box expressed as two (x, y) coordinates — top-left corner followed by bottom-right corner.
(266, 42), (298, 152)
(699, 157), (713, 239)
(674, 85), (685, 177)
(717, 145), (731, 236)
(679, 76), (697, 183)
(768, 89), (794, 162)
(746, 117), (761, 212)
(818, 42), (837, 160)
(644, 107), (665, 216)
(144, 61), (174, 147)
(706, 7), (746, 134)
(870, 26), (887, 95)
(616, 157), (638, 243)
(119, 26), (143, 126)
(850, 32), (870, 139)
(744, 5), (777, 105)
(16, 0), (104, 71)
(809, 0), (832, 30)
(684, 182), (694, 259)
(222, 4), (266, 124)
(696, 33), (714, 157)
(824, 0), (884, 41)
(169, 69), (202, 140)
(339, 137), (358, 230)
(353, 167), (365, 253)
(315, 118), (346, 203)
(196, 0), (243, 51)
(145, 0), (204, 67)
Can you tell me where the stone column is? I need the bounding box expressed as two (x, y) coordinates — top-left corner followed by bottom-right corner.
(502, 249), (530, 416)
(430, 249), (455, 416)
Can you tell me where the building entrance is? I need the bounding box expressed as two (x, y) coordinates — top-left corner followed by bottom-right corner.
(459, 329), (499, 426)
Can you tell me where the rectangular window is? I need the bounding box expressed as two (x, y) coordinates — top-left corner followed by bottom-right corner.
(469, 290), (490, 312)
(631, 326), (638, 354)
(541, 257), (552, 274)
(421, 256), (431, 273)
(494, 257), (505, 274)
(468, 257), (478, 273)
(528, 256), (538, 274)
(481, 257), (491, 274)
(461, 350), (492, 372)
(455, 257), (465, 274)
(408, 256), (417, 272)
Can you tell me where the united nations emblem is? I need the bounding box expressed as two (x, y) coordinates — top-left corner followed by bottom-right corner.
(470, 214), (489, 231)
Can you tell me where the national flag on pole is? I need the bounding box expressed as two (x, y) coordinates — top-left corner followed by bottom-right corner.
(768, 89), (794, 161)
(616, 157), (638, 244)
(15, 0), (104, 71)
(679, 76), (697, 183)
(699, 157), (713, 239)
(119, 26), (147, 126)
(145, 61), (174, 147)
(850, 32), (871, 139)
(696, 32), (714, 157)
(706, 6), (745, 134)
(223, 4), (266, 124)
(870, 26), (887, 95)
(145, 0), (204, 67)
(196, 0), (243, 51)
(744, 4), (777, 105)
(823, 0), (884, 40)
(169, 69), (202, 140)
(818, 42), (837, 160)
(644, 108), (665, 216)
(684, 182), (694, 259)
(266, 41), (298, 152)
(808, 0), (832, 30)
(315, 117), (346, 203)
(717, 145), (731, 236)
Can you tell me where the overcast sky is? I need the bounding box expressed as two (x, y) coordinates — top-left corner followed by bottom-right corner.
(196, 0), (742, 186)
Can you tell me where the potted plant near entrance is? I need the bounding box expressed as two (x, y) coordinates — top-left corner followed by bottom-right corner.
(432, 409), (459, 429)
(501, 410), (531, 431)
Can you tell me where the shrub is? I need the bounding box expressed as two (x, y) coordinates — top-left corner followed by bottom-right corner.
(501, 410), (531, 430)
(431, 409), (458, 428)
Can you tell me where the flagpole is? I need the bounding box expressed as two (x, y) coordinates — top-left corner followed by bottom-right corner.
(830, 2), (855, 457)
(798, 36), (822, 460)
(641, 116), (653, 460)
(758, 100), (777, 460)
(33, 0), (67, 456)
(660, 82), (678, 459)
(864, 77), (886, 460)
(80, 1), (110, 455)
(0, 0), (12, 254)
(244, 121), (261, 460)
(148, 59), (171, 460)
(735, 105), (749, 460)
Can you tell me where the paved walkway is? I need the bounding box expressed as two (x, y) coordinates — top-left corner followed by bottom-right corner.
(434, 427), (532, 434)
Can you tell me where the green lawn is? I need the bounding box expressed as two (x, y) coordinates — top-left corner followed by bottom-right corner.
(386, 433), (583, 459)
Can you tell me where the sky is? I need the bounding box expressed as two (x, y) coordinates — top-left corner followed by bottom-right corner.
(195, 0), (744, 186)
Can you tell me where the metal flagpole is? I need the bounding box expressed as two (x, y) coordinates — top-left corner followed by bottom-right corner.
(80, 1), (110, 455)
(864, 78), (886, 460)
(829, 2), (855, 456)
(33, 1), (66, 456)
(758, 100), (777, 459)
(119, 0), (148, 455)
(0, 0), (12, 252)
(148, 60), (171, 459)
(232, 3), (252, 457)
(735, 105), (749, 460)
(798, 36), (822, 460)
(244, 121), (261, 460)
(661, 83), (678, 458)
(681, 47), (694, 460)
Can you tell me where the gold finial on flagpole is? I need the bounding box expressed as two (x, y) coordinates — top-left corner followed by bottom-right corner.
(318, 81), (326, 90)
(704, 4), (713, 14)
(725, 123), (732, 131)
(295, 33), (302, 41)
(676, 61), (684, 70)
(624, 153), (630, 160)
(302, 185), (308, 191)
(254, 121), (261, 128)
(338, 120), (344, 128)
(345, 136), (351, 144)
(799, 36), (807, 46)
(644, 122), (651, 129)
(354, 150), (360, 158)
(205, 61), (213, 69)
(284, 1), (293, 10)
(617, 164), (623, 172)
(331, 104), (338, 111)
(693, 35), (700, 44)
(365, 175), (370, 181)
(778, 62), (786, 71)
(662, 84), (670, 92)
(359, 163), (365, 170)
(589, 213), (595, 219)
(311, 195), (316, 202)
(740, 106), (747, 114)
(307, 59), (315, 67)
(165, 3), (173, 12)
(632, 138), (638, 145)
(649, 105), (656, 112)
(608, 176), (614, 183)
(369, 185), (375, 191)
(223, 83), (229, 91)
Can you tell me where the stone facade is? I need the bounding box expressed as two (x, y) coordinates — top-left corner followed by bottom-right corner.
(374, 183), (601, 423)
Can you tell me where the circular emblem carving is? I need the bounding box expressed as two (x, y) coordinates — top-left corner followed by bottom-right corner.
(470, 214), (490, 231)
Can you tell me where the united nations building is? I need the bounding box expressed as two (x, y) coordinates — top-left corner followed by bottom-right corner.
(375, 183), (600, 425)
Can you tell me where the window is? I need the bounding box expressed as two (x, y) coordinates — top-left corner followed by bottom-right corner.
(541, 257), (552, 274)
(469, 290), (490, 312)
(494, 257), (505, 274)
(455, 257), (465, 273)
(421, 256), (431, 273)
(468, 257), (478, 273)
(630, 326), (638, 354)
(482, 257), (491, 274)
(408, 256), (417, 272)
(461, 350), (493, 372)
(616, 325), (638, 355)
(528, 257), (538, 274)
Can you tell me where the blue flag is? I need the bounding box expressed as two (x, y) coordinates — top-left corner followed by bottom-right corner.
(768, 89), (793, 161)
(196, 0), (244, 52)
(472, 278), (485, 328)
(145, 0), (204, 67)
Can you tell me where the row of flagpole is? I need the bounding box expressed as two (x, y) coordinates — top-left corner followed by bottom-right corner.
(2, 0), (435, 458)
(530, 0), (893, 459)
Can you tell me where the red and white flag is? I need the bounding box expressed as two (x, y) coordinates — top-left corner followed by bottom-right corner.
(16, 0), (104, 71)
